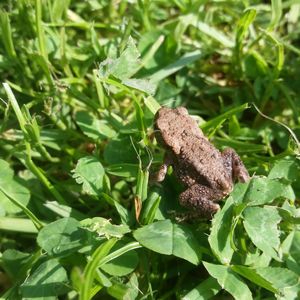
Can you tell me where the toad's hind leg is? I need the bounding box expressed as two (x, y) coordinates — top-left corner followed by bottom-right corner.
(179, 184), (222, 218)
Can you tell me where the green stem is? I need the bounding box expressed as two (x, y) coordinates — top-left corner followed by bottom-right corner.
(35, 0), (47, 60)
(0, 217), (40, 233)
(3, 83), (67, 205)
(93, 69), (106, 108)
(0, 188), (43, 231)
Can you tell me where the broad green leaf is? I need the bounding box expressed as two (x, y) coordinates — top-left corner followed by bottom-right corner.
(149, 50), (202, 83)
(0, 159), (14, 182)
(20, 259), (69, 299)
(100, 249), (138, 276)
(107, 281), (132, 300)
(124, 273), (139, 300)
(122, 78), (156, 95)
(133, 220), (202, 265)
(282, 230), (300, 275)
(182, 277), (221, 300)
(232, 177), (295, 206)
(203, 262), (253, 300)
(75, 111), (117, 140)
(289, 231), (300, 264)
(72, 156), (105, 195)
(208, 196), (235, 264)
(106, 163), (139, 178)
(2, 249), (32, 281)
(81, 217), (130, 238)
(268, 157), (299, 182)
(232, 265), (277, 293)
(243, 206), (281, 260)
(100, 192), (131, 225)
(104, 137), (137, 165)
(99, 36), (140, 80)
(100, 242), (139, 276)
(107, 273), (139, 300)
(255, 267), (299, 290)
(0, 159), (30, 214)
(37, 217), (89, 257)
(96, 269), (112, 287)
(232, 265), (299, 298)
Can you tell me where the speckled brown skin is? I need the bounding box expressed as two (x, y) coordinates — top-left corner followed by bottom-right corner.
(154, 107), (250, 218)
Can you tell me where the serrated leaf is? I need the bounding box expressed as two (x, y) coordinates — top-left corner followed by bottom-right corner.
(232, 177), (295, 206)
(268, 157), (300, 182)
(208, 196), (235, 264)
(0, 159), (30, 214)
(37, 217), (89, 257)
(104, 137), (137, 165)
(81, 217), (130, 238)
(243, 206), (281, 260)
(20, 259), (69, 299)
(133, 219), (201, 265)
(75, 111), (117, 140)
(203, 262), (253, 300)
(99, 36), (141, 80)
(72, 156), (105, 195)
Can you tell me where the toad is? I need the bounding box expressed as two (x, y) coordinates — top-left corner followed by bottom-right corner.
(154, 107), (250, 218)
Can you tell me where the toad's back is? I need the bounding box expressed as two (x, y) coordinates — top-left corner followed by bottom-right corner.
(172, 134), (232, 192)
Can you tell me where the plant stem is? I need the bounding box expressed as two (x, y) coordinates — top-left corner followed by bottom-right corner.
(3, 82), (67, 205)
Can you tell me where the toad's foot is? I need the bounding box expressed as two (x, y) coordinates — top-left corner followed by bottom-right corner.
(179, 184), (222, 218)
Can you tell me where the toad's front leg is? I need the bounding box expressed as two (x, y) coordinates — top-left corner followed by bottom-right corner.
(154, 152), (173, 182)
(221, 148), (250, 183)
(179, 184), (223, 218)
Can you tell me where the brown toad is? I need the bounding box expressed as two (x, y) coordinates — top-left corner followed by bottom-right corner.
(154, 107), (250, 218)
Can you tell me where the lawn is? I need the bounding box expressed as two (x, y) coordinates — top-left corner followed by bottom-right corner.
(0, 0), (300, 299)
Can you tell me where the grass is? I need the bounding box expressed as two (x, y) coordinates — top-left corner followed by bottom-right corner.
(0, 0), (300, 299)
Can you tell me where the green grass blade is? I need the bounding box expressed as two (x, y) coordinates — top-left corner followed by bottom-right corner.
(35, 0), (48, 60)
(149, 50), (202, 83)
(268, 0), (282, 30)
(80, 238), (117, 300)
(0, 187), (43, 230)
(0, 9), (16, 58)
(0, 217), (39, 233)
(201, 103), (250, 132)
(196, 21), (234, 48)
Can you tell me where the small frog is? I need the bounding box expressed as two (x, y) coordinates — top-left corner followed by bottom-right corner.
(154, 107), (250, 218)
